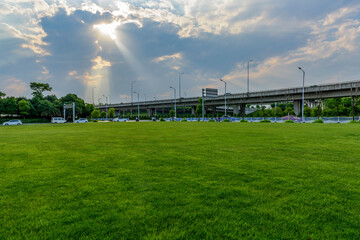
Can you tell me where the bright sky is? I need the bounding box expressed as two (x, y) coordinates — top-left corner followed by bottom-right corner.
(1, 0), (360, 104)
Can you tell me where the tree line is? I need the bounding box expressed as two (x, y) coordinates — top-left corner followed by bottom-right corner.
(0, 83), (94, 120)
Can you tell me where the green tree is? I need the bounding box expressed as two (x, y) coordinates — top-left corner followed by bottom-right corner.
(0, 91), (5, 98)
(195, 97), (204, 117)
(108, 108), (115, 118)
(3, 97), (18, 116)
(304, 106), (311, 117)
(100, 111), (106, 118)
(38, 100), (60, 118)
(18, 99), (31, 118)
(84, 104), (95, 117)
(272, 106), (283, 117)
(30, 82), (52, 97)
(91, 109), (100, 118)
(60, 94), (86, 118)
(169, 109), (175, 118)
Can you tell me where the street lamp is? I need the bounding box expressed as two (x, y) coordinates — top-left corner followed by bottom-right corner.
(131, 80), (136, 116)
(247, 60), (253, 94)
(102, 94), (108, 118)
(170, 86), (177, 118)
(298, 67), (305, 123)
(133, 91), (140, 119)
(220, 79), (227, 116)
(179, 72), (184, 99)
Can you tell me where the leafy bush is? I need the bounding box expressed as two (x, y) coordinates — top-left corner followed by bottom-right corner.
(260, 119), (271, 123)
(208, 119), (215, 122)
(240, 119), (248, 122)
(312, 119), (324, 123)
(223, 119), (231, 122)
(160, 118), (165, 122)
(181, 119), (187, 122)
(284, 120), (294, 123)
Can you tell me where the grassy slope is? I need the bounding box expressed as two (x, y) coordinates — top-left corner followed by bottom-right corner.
(0, 123), (360, 239)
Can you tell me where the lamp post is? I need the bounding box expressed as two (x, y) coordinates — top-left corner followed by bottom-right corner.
(92, 87), (96, 105)
(298, 67), (305, 123)
(102, 95), (108, 118)
(170, 86), (176, 119)
(247, 60), (253, 94)
(220, 79), (227, 116)
(131, 80), (136, 116)
(133, 91), (140, 119)
(179, 72), (184, 99)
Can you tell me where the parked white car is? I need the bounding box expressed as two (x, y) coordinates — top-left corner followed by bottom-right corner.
(52, 117), (67, 123)
(75, 118), (88, 123)
(113, 118), (127, 122)
(2, 120), (22, 125)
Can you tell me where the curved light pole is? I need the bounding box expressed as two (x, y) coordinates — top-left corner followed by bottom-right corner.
(133, 91), (140, 119)
(220, 79), (227, 116)
(170, 86), (176, 118)
(298, 67), (305, 123)
(179, 72), (184, 99)
(247, 60), (253, 94)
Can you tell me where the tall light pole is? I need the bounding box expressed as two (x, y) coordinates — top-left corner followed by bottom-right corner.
(179, 72), (184, 99)
(102, 94), (108, 118)
(247, 60), (253, 94)
(298, 67), (305, 123)
(131, 81), (136, 104)
(131, 80), (136, 116)
(133, 91), (140, 119)
(220, 79), (227, 116)
(170, 86), (176, 118)
(92, 87), (96, 105)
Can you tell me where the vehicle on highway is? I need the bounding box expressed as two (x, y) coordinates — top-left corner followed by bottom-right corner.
(51, 117), (66, 123)
(282, 115), (301, 122)
(2, 120), (22, 126)
(113, 118), (127, 122)
(75, 118), (88, 123)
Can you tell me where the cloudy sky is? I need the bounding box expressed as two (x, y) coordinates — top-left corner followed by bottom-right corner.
(1, 0), (360, 104)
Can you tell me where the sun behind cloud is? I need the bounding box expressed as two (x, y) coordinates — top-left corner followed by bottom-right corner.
(93, 21), (121, 40)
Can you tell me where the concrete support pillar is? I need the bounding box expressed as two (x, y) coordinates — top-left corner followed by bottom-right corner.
(233, 104), (239, 115)
(293, 100), (301, 116)
(240, 103), (246, 118)
(191, 106), (196, 116)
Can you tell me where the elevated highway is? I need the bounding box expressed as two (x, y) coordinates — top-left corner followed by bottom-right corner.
(96, 80), (360, 116)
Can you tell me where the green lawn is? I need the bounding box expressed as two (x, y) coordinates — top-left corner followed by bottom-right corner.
(1, 122), (360, 239)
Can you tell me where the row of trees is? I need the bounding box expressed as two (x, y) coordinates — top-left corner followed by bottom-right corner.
(248, 98), (360, 119)
(0, 83), (94, 119)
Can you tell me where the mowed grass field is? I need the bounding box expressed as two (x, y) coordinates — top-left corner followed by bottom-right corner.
(1, 122), (360, 239)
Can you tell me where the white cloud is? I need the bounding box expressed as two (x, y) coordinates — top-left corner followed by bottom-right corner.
(1, 23), (50, 56)
(153, 52), (182, 63)
(74, 72), (103, 86)
(2, 77), (28, 96)
(91, 56), (112, 69)
(222, 5), (360, 90)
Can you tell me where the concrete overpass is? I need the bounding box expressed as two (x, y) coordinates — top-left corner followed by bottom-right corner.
(96, 80), (360, 116)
